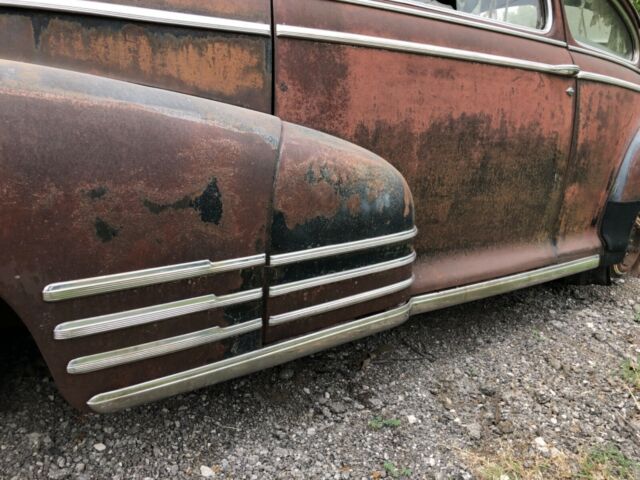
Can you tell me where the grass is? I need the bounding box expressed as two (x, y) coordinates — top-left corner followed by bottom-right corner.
(383, 461), (412, 478)
(463, 443), (639, 480)
(368, 416), (402, 430)
(577, 445), (639, 480)
(621, 356), (640, 390)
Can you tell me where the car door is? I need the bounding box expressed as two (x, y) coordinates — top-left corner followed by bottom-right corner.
(273, 0), (579, 295)
(556, 0), (640, 261)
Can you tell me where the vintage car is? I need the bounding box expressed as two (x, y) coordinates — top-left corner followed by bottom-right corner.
(1, 0), (639, 412)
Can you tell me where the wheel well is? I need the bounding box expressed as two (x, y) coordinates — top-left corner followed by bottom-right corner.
(0, 296), (27, 330)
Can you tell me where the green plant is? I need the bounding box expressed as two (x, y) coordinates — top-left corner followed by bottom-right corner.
(621, 356), (640, 390)
(578, 445), (639, 480)
(383, 461), (412, 478)
(368, 417), (402, 430)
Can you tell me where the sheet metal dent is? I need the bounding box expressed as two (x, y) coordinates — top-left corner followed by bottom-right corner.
(275, 25), (580, 76)
(0, 0), (272, 35)
(86, 255), (600, 413)
(44, 255), (266, 302)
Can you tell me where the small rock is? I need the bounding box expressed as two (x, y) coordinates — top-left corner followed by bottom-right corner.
(329, 402), (347, 415)
(75, 463), (85, 473)
(307, 427), (316, 436)
(497, 420), (515, 434)
(92, 443), (106, 452)
(407, 415), (418, 424)
(479, 385), (496, 397)
(466, 423), (482, 441)
(200, 466), (215, 478)
(279, 368), (294, 381)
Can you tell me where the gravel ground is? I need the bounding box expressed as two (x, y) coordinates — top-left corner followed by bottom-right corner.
(1, 278), (639, 479)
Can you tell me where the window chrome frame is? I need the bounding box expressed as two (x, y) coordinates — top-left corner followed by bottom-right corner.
(389, 0), (554, 33)
(562, 0), (640, 65)
(333, 0), (564, 46)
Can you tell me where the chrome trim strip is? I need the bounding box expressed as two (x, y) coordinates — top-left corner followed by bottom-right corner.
(86, 255), (600, 412)
(276, 25), (580, 77)
(43, 254), (265, 302)
(577, 71), (640, 94)
(270, 227), (417, 266)
(334, 0), (565, 47)
(269, 252), (417, 297)
(54, 288), (263, 340)
(0, 0), (271, 36)
(67, 319), (263, 374)
(411, 255), (600, 315)
(569, 46), (640, 74)
(87, 302), (413, 412)
(268, 276), (413, 326)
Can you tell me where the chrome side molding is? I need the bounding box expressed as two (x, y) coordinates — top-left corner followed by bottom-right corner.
(43, 254), (265, 302)
(86, 254), (601, 412)
(333, 0), (564, 47)
(411, 255), (600, 314)
(54, 288), (263, 339)
(67, 319), (263, 374)
(270, 227), (417, 266)
(269, 276), (414, 326)
(276, 25), (580, 77)
(0, 0), (272, 36)
(269, 251), (416, 297)
(577, 71), (640, 94)
(87, 302), (413, 412)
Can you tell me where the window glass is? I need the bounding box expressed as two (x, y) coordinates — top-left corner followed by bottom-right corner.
(401, 0), (546, 29)
(563, 0), (634, 60)
(456, 0), (546, 29)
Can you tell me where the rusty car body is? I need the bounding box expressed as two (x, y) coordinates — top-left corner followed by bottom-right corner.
(1, 0), (639, 412)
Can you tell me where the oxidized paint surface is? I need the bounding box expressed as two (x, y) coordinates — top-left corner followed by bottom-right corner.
(0, 4), (271, 111)
(274, 0), (577, 292)
(0, 60), (280, 409)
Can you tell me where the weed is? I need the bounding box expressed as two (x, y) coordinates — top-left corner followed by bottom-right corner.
(621, 356), (640, 390)
(383, 461), (412, 478)
(577, 444), (639, 480)
(369, 417), (402, 430)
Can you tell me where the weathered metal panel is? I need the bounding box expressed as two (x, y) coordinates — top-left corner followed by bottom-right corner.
(0, 60), (280, 410)
(556, 52), (640, 241)
(0, 0), (272, 111)
(274, 0), (577, 293)
(265, 122), (414, 340)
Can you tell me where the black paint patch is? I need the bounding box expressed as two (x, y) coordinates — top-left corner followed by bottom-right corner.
(143, 196), (191, 215)
(192, 178), (223, 224)
(142, 178), (223, 225)
(94, 217), (119, 242)
(87, 186), (108, 200)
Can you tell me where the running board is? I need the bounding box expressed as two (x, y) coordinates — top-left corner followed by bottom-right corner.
(87, 255), (599, 413)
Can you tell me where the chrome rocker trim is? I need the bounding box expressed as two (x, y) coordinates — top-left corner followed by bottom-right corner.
(67, 319), (263, 374)
(269, 251), (417, 297)
(43, 254), (265, 302)
(86, 255), (599, 413)
(269, 276), (414, 326)
(0, 0), (272, 36)
(270, 227), (418, 266)
(411, 255), (600, 314)
(276, 25), (580, 77)
(54, 288), (263, 340)
(87, 302), (414, 412)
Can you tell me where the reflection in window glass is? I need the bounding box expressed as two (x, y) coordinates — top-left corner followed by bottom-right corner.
(563, 0), (634, 60)
(456, 0), (546, 29)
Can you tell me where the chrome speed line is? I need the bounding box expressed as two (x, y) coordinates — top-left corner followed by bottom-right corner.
(43, 254), (265, 302)
(270, 227), (417, 266)
(54, 288), (263, 339)
(67, 319), (263, 374)
(269, 276), (413, 326)
(269, 251), (416, 297)
(577, 71), (640, 94)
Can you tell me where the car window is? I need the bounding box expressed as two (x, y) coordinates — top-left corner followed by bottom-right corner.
(563, 0), (634, 60)
(456, 0), (546, 29)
